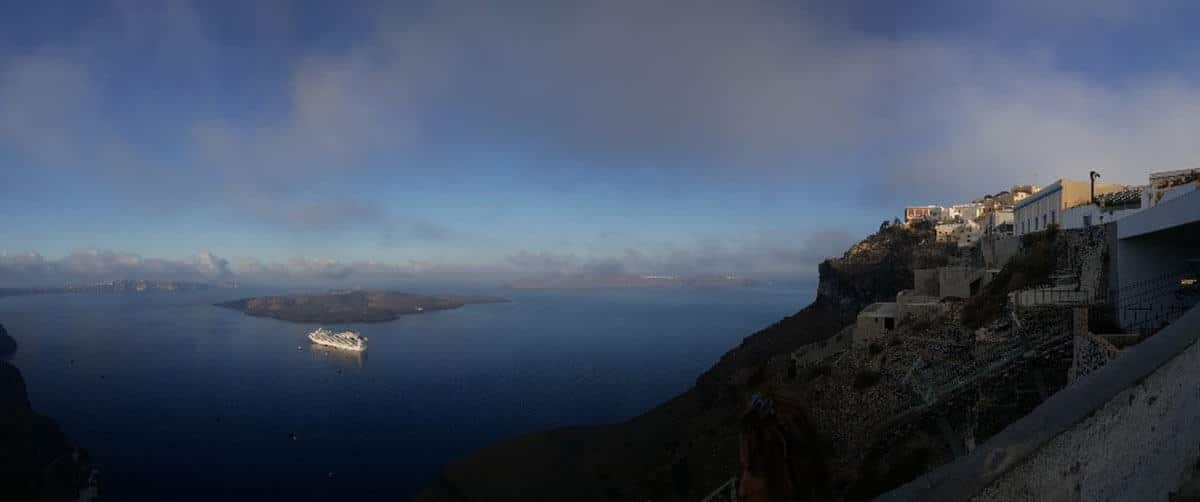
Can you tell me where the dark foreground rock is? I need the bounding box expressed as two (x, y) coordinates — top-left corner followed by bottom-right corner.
(1, 359), (94, 501)
(416, 221), (946, 501)
(0, 324), (15, 356)
(215, 290), (509, 324)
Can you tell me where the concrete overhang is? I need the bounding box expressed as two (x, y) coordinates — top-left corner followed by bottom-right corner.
(1117, 189), (1200, 240)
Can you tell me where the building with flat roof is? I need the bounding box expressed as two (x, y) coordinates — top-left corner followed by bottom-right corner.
(1014, 179), (1128, 236)
(905, 205), (943, 224)
(853, 302), (897, 347)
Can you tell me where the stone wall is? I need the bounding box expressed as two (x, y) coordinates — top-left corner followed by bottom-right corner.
(981, 236), (1021, 269)
(1068, 333), (1120, 383)
(853, 303), (896, 348)
(876, 304), (1200, 502)
(1058, 227), (1109, 297)
(792, 327), (853, 368)
(939, 267), (983, 299)
(896, 290), (944, 321)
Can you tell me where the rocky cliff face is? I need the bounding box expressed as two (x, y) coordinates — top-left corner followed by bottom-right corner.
(415, 222), (948, 502)
(0, 324), (94, 501)
(0, 323), (16, 356)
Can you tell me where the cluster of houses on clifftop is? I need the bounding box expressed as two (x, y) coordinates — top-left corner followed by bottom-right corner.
(905, 169), (1200, 248)
(787, 167), (1200, 372)
(904, 184), (1039, 248)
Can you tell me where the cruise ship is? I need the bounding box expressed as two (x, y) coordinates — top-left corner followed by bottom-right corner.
(307, 328), (368, 352)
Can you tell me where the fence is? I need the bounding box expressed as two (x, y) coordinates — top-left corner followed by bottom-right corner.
(699, 477), (738, 502)
(1117, 268), (1200, 333)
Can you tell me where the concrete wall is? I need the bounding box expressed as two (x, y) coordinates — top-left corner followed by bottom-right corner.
(875, 304), (1200, 502)
(939, 267), (983, 299)
(981, 235), (1021, 268)
(1114, 190), (1200, 329)
(972, 307), (1200, 502)
(897, 289), (943, 321)
(1060, 203), (1142, 230)
(914, 269), (940, 297)
(1117, 188), (1200, 239)
(853, 303), (896, 348)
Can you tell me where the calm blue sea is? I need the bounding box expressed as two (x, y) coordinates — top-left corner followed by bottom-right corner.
(0, 286), (811, 501)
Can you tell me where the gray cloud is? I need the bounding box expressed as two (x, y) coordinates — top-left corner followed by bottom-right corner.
(7, 1), (1200, 256)
(501, 228), (855, 282)
(0, 250), (234, 286)
(0, 229), (853, 287)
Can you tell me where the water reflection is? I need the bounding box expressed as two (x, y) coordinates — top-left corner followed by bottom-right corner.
(308, 344), (367, 369)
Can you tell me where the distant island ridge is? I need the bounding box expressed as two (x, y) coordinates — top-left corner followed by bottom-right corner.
(0, 280), (237, 298)
(508, 273), (755, 289)
(215, 289), (509, 324)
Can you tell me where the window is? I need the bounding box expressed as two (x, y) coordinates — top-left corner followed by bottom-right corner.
(884, 317), (894, 330)
(1083, 215), (1091, 227)
(1051, 211), (1055, 224)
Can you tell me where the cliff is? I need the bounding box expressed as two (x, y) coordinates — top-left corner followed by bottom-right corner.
(0, 323), (15, 356)
(0, 324), (94, 501)
(415, 221), (946, 501)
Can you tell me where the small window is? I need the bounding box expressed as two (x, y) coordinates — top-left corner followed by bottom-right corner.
(884, 317), (895, 330)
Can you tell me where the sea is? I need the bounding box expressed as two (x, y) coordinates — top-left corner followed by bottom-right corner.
(0, 285), (812, 501)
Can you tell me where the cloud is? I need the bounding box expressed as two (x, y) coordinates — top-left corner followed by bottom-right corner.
(0, 249), (233, 286)
(8, 0), (1200, 262)
(501, 227), (855, 282)
(0, 230), (853, 287)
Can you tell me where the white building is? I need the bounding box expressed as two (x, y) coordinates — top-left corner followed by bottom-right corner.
(947, 203), (984, 221)
(1015, 179), (1129, 236)
(1060, 186), (1146, 230)
(983, 208), (1014, 236)
(1147, 169), (1200, 207)
(936, 219), (983, 247)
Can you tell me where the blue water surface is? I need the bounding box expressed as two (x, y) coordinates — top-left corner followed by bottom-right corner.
(0, 286), (811, 501)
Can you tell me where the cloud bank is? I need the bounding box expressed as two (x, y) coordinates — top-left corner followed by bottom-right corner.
(4, 0), (1200, 267)
(0, 227), (853, 288)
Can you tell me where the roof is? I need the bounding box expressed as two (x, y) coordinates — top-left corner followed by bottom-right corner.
(1013, 180), (1065, 210)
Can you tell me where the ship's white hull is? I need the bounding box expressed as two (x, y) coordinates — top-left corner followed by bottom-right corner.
(307, 328), (367, 352)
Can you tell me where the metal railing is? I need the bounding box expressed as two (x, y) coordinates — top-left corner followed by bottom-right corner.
(1117, 268), (1199, 333)
(699, 477), (738, 502)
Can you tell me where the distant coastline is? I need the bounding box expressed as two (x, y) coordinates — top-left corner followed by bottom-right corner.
(0, 280), (236, 298)
(215, 289), (509, 323)
(508, 273), (755, 290)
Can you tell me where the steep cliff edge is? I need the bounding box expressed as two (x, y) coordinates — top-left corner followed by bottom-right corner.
(0, 324), (94, 501)
(415, 222), (945, 501)
(0, 323), (15, 356)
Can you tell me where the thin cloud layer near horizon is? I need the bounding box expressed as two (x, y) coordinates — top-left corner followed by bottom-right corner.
(4, 0), (1200, 286)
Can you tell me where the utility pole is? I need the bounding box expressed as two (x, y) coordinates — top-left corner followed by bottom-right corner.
(1090, 171), (1101, 205)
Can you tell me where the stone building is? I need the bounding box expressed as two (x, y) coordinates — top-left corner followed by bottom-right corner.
(853, 302), (897, 347)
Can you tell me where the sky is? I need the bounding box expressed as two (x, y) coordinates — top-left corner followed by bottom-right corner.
(4, 0), (1200, 287)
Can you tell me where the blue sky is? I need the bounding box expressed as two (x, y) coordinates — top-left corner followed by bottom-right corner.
(3, 0), (1200, 286)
